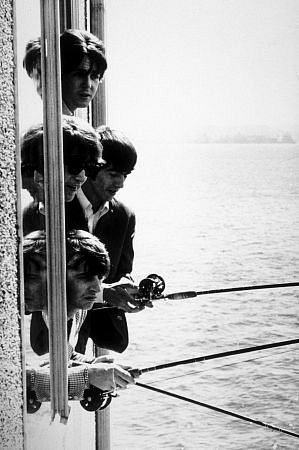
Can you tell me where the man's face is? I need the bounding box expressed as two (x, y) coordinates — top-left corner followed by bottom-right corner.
(66, 259), (102, 315)
(24, 255), (47, 314)
(64, 166), (87, 202)
(34, 167), (87, 203)
(62, 56), (101, 113)
(92, 167), (127, 203)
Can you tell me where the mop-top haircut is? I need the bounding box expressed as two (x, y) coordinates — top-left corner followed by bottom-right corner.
(23, 29), (107, 80)
(96, 125), (137, 175)
(23, 229), (110, 281)
(21, 115), (104, 180)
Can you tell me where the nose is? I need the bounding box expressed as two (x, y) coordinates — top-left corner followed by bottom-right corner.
(114, 174), (125, 189)
(72, 169), (87, 183)
(33, 78), (42, 97)
(90, 276), (102, 293)
(82, 73), (93, 89)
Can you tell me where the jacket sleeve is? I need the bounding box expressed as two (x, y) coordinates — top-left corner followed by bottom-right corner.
(27, 366), (90, 402)
(116, 211), (135, 281)
(22, 201), (45, 236)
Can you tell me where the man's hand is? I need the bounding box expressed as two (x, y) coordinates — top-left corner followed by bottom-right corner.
(103, 282), (153, 313)
(93, 355), (138, 374)
(88, 359), (136, 391)
(93, 355), (114, 364)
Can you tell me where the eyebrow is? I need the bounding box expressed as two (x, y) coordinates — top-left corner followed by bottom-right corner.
(74, 67), (100, 76)
(107, 168), (130, 175)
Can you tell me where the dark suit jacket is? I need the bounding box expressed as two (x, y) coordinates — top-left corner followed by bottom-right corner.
(30, 306), (129, 355)
(23, 197), (135, 281)
(92, 197), (135, 283)
(74, 197), (135, 353)
(22, 201), (44, 236)
(23, 196), (134, 354)
(22, 198), (88, 236)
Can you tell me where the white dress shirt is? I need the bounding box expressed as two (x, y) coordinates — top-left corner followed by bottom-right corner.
(76, 188), (109, 233)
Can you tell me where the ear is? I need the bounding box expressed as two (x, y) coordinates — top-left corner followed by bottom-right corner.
(34, 170), (44, 186)
(33, 170), (45, 203)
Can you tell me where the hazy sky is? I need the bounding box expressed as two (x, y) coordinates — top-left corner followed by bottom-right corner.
(17, 0), (299, 140)
(106, 0), (299, 141)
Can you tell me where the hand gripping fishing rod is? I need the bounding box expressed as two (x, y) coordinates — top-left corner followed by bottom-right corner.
(136, 274), (299, 304)
(68, 338), (299, 425)
(45, 277), (298, 415)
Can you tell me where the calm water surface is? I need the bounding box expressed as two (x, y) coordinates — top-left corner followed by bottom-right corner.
(110, 143), (299, 449)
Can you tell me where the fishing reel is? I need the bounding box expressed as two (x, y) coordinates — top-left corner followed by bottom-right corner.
(27, 389), (42, 414)
(137, 274), (165, 301)
(80, 385), (115, 412)
(27, 386), (114, 414)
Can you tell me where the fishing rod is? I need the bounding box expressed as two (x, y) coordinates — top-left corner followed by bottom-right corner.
(136, 274), (299, 304)
(56, 275), (298, 415)
(149, 347), (297, 386)
(135, 382), (299, 439)
(63, 338), (298, 413)
(130, 338), (299, 377)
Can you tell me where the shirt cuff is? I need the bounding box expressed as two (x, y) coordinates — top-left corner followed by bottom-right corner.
(68, 366), (90, 400)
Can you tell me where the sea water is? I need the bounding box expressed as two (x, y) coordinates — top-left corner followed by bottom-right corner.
(109, 142), (299, 449)
(25, 143), (299, 450)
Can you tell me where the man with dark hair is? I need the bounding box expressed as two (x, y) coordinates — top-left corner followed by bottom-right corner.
(22, 115), (104, 234)
(77, 126), (140, 311)
(25, 229), (136, 406)
(23, 29), (107, 115)
(75, 126), (151, 353)
(22, 119), (131, 357)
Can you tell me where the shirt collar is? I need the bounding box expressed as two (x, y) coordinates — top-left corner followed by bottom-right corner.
(62, 101), (74, 116)
(77, 188), (109, 216)
(38, 202), (45, 215)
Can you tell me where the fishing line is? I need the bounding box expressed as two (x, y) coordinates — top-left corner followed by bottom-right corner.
(140, 347), (298, 386)
(135, 382), (299, 439)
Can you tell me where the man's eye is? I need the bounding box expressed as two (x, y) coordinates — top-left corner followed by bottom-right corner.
(77, 273), (89, 279)
(91, 72), (100, 81)
(109, 172), (127, 179)
(72, 70), (84, 77)
(78, 272), (93, 280)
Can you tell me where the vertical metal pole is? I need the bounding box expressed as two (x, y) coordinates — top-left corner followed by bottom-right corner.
(40, 0), (69, 422)
(90, 4), (110, 449)
(60, 0), (81, 29)
(90, 0), (107, 128)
